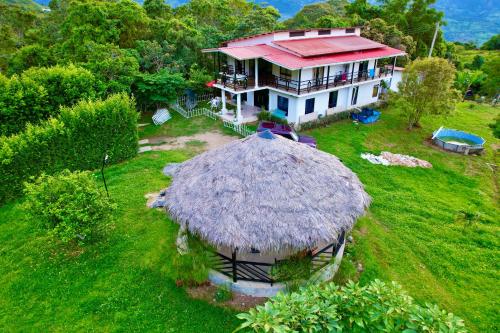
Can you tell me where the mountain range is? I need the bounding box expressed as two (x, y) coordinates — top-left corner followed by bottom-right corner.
(29, 0), (500, 45)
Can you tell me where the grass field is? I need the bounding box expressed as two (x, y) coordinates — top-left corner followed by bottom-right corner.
(0, 102), (498, 332)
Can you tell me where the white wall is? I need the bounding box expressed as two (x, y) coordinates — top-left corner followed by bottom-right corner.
(390, 70), (403, 92)
(269, 91), (299, 124)
(227, 28), (361, 47)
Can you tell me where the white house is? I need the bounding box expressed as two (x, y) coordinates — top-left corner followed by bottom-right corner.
(203, 28), (405, 125)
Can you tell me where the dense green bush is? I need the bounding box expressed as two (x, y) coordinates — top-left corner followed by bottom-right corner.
(256, 110), (288, 125)
(23, 170), (115, 244)
(0, 93), (138, 203)
(22, 65), (100, 113)
(298, 110), (351, 131)
(0, 65), (100, 136)
(236, 280), (467, 333)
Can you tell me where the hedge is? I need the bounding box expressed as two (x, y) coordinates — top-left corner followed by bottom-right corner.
(0, 93), (138, 204)
(0, 65), (100, 136)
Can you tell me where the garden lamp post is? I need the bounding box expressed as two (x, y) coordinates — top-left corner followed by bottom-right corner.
(101, 154), (110, 198)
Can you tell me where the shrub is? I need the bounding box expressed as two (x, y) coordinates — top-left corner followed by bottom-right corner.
(214, 284), (233, 303)
(0, 73), (48, 136)
(171, 234), (214, 286)
(257, 110), (288, 125)
(236, 280), (467, 332)
(23, 170), (115, 244)
(0, 93), (138, 204)
(298, 110), (350, 131)
(0, 65), (100, 136)
(271, 252), (312, 292)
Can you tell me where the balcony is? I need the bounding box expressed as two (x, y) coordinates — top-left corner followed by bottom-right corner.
(216, 67), (392, 95)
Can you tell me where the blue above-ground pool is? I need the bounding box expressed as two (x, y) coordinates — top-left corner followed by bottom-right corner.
(432, 127), (485, 155)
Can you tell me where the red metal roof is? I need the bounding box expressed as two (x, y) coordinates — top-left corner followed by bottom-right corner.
(217, 44), (405, 70)
(273, 36), (385, 57)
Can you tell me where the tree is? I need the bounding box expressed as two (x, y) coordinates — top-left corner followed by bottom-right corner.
(188, 64), (213, 93)
(390, 57), (459, 129)
(480, 56), (500, 97)
(133, 69), (186, 110)
(83, 43), (140, 94)
(455, 70), (486, 100)
(134, 40), (177, 73)
(481, 34), (500, 50)
(362, 18), (416, 58)
(379, 0), (445, 58)
(7, 44), (54, 75)
(464, 55), (485, 70)
(143, 0), (173, 19)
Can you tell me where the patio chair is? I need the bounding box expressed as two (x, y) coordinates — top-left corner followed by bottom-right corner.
(152, 108), (172, 125)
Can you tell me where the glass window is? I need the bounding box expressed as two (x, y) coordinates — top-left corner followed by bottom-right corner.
(277, 96), (289, 114)
(305, 98), (315, 114)
(280, 67), (292, 79)
(318, 29), (331, 35)
(372, 85), (379, 98)
(290, 31), (305, 37)
(351, 86), (359, 105)
(328, 90), (338, 108)
(345, 28), (355, 34)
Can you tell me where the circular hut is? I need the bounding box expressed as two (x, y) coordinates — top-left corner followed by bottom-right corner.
(164, 131), (370, 296)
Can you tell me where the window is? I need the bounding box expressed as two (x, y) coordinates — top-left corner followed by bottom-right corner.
(345, 28), (355, 34)
(305, 98), (315, 114)
(328, 90), (338, 108)
(278, 96), (289, 115)
(289, 31), (305, 37)
(318, 29), (331, 35)
(351, 86), (359, 105)
(372, 85), (379, 98)
(280, 67), (292, 79)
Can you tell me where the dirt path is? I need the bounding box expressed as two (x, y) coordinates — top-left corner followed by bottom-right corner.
(139, 131), (238, 153)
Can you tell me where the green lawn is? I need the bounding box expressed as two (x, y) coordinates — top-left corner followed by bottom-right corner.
(0, 102), (498, 332)
(308, 102), (499, 333)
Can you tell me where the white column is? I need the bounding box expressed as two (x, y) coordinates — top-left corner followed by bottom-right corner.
(255, 58), (259, 88)
(221, 90), (227, 115)
(236, 93), (242, 123)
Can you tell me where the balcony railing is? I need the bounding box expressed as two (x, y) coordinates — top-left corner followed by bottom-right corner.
(211, 231), (345, 285)
(216, 68), (391, 94)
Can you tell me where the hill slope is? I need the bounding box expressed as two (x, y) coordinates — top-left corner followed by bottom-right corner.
(27, 0), (500, 44)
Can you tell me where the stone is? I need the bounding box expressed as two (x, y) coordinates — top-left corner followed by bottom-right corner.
(163, 163), (182, 177)
(148, 197), (166, 209)
(347, 235), (354, 243)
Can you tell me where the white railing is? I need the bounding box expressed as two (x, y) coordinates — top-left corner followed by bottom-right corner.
(223, 120), (255, 137)
(177, 92), (216, 107)
(172, 103), (254, 137)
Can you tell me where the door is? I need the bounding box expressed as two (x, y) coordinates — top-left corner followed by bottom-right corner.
(254, 89), (269, 110)
(358, 61), (369, 80)
(313, 67), (324, 87)
(351, 86), (359, 105)
(259, 60), (273, 85)
(305, 98), (315, 114)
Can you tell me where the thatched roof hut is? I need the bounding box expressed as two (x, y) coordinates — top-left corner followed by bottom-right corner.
(164, 131), (370, 253)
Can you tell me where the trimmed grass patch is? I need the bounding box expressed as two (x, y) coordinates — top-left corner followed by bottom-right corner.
(0, 102), (498, 332)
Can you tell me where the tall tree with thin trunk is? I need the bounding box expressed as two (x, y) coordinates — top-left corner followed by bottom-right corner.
(390, 57), (459, 129)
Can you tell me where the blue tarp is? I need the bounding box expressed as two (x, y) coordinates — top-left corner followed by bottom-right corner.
(351, 108), (381, 124)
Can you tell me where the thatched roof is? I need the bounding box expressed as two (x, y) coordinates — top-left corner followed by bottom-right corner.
(164, 131), (370, 252)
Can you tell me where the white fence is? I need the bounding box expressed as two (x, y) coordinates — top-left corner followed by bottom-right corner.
(177, 92), (216, 107)
(223, 120), (255, 137)
(172, 103), (255, 137)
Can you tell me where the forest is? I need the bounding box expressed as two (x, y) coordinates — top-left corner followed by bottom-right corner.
(1, 0), (498, 135)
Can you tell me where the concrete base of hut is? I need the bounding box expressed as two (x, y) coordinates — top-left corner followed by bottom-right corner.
(208, 242), (346, 297)
(208, 271), (287, 297)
